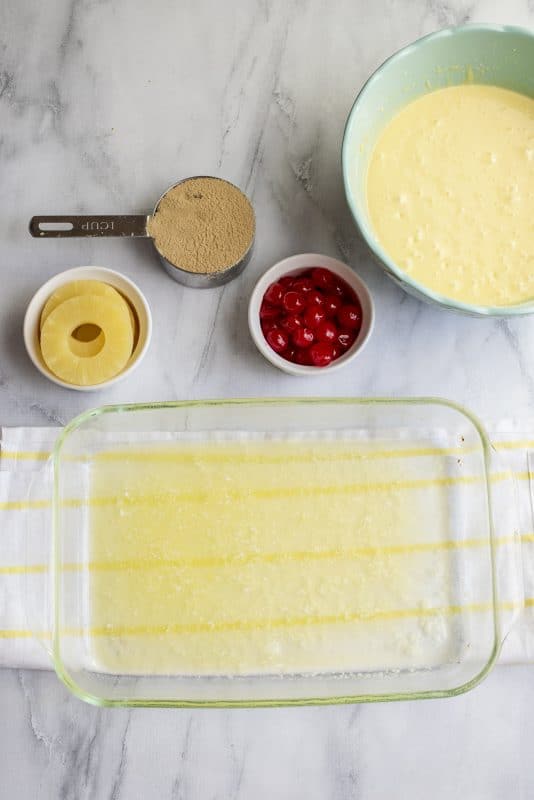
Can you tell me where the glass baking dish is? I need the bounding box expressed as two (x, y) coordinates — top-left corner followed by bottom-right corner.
(34, 398), (532, 707)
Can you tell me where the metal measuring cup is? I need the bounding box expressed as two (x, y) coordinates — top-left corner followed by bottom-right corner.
(29, 176), (255, 289)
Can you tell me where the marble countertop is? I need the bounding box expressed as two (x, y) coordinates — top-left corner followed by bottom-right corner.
(1, 1), (534, 797)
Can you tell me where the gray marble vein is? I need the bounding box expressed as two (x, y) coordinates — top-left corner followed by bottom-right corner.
(2, 0), (534, 798)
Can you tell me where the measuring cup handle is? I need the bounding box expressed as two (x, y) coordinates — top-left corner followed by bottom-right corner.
(29, 215), (149, 238)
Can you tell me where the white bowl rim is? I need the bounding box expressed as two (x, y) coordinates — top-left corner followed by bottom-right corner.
(23, 266), (153, 391)
(248, 253), (374, 376)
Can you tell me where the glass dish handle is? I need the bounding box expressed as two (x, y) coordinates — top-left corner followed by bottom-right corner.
(494, 447), (534, 664)
(517, 452), (534, 659)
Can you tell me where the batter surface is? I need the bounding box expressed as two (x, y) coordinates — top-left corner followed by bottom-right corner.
(366, 85), (534, 306)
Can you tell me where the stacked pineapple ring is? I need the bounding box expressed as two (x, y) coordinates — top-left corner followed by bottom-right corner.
(39, 281), (138, 386)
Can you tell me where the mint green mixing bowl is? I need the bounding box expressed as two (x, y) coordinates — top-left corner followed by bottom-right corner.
(342, 24), (534, 317)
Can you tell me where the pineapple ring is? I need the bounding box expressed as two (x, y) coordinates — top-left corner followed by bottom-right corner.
(40, 280), (123, 328)
(40, 281), (138, 360)
(40, 294), (134, 386)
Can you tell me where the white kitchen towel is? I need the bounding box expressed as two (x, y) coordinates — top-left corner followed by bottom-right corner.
(1, 424), (534, 670)
(1, 427), (57, 669)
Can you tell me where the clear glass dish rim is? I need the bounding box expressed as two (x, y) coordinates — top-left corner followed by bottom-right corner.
(51, 397), (500, 708)
(341, 23), (534, 318)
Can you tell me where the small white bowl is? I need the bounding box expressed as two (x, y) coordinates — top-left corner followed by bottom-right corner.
(23, 266), (152, 391)
(248, 253), (374, 376)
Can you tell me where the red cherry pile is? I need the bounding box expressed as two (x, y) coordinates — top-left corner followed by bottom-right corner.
(260, 267), (362, 367)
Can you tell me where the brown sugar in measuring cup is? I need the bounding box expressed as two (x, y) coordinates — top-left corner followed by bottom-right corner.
(148, 178), (253, 270)
(30, 176), (256, 289)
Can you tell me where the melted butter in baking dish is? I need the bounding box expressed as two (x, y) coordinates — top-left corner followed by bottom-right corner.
(86, 439), (482, 676)
(366, 85), (534, 307)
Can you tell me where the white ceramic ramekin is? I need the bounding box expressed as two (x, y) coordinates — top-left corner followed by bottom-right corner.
(248, 253), (374, 376)
(23, 266), (152, 391)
